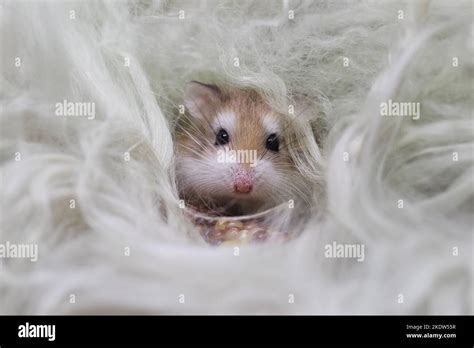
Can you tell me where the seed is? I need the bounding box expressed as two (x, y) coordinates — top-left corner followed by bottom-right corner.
(253, 229), (268, 242)
(227, 221), (244, 229)
(215, 219), (228, 231)
(239, 229), (250, 240)
(245, 223), (258, 230)
(223, 227), (241, 241)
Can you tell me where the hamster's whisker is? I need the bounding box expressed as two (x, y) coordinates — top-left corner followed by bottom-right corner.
(176, 126), (211, 151)
(176, 121), (206, 141)
(176, 143), (211, 160)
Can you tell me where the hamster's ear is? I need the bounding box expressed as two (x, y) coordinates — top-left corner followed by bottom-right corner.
(184, 81), (222, 119)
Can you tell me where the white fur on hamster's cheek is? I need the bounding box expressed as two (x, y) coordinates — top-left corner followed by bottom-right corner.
(176, 155), (233, 197)
(255, 157), (307, 204)
(253, 159), (285, 199)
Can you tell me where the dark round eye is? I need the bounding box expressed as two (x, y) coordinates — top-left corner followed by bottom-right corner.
(215, 129), (230, 145)
(266, 133), (279, 152)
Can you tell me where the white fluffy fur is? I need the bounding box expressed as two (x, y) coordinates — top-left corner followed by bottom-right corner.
(0, 0), (472, 314)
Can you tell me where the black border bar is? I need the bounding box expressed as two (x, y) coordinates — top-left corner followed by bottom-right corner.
(0, 315), (472, 346)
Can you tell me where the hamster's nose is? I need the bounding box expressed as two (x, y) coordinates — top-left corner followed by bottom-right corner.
(233, 170), (253, 194)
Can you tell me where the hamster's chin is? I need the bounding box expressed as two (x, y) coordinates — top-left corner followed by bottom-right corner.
(214, 193), (272, 216)
(186, 188), (276, 216)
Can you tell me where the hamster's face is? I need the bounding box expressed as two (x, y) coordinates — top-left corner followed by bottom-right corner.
(175, 82), (303, 212)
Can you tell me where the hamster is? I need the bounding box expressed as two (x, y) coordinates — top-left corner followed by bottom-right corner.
(175, 81), (309, 215)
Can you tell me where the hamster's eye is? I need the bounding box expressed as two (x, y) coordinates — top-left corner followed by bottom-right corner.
(215, 129), (230, 145)
(266, 133), (279, 152)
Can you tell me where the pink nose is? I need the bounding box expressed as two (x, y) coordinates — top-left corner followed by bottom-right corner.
(234, 181), (253, 194)
(233, 171), (253, 194)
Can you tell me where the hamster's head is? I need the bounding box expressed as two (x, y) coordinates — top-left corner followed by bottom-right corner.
(175, 81), (306, 214)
